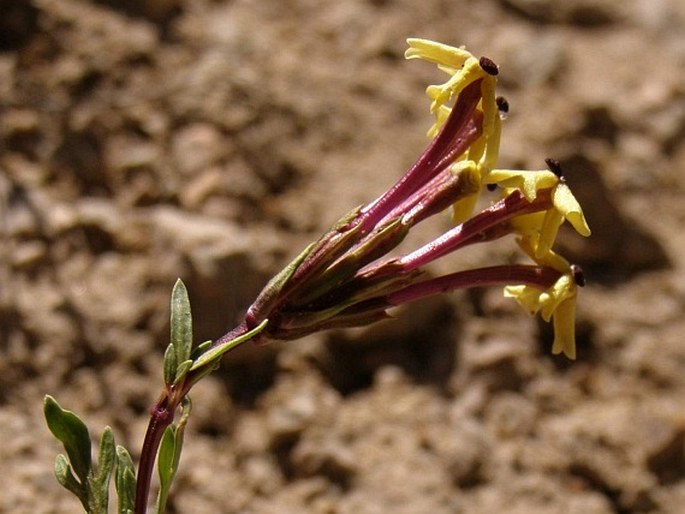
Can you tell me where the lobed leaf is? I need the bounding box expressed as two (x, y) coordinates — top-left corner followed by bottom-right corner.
(44, 395), (92, 484)
(54, 453), (88, 508)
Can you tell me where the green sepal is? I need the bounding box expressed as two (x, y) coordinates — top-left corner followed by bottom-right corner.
(189, 320), (268, 376)
(87, 426), (115, 513)
(54, 453), (88, 508)
(170, 279), (193, 365)
(44, 395), (92, 484)
(115, 446), (136, 514)
(248, 242), (316, 322)
(173, 359), (193, 385)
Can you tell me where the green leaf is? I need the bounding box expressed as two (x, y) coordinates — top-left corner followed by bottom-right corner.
(88, 426), (115, 514)
(157, 425), (176, 484)
(163, 343), (177, 386)
(54, 454), (88, 508)
(173, 359), (193, 385)
(190, 340), (212, 360)
(156, 398), (191, 514)
(44, 395), (92, 483)
(170, 279), (193, 365)
(173, 397), (191, 473)
(189, 319), (268, 375)
(115, 446), (136, 514)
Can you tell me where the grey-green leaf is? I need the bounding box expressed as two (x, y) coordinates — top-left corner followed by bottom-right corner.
(157, 425), (176, 486)
(163, 343), (177, 386)
(44, 395), (92, 483)
(190, 340), (212, 360)
(170, 279), (193, 365)
(173, 359), (193, 385)
(88, 426), (115, 513)
(115, 446), (136, 514)
(156, 425), (176, 514)
(54, 454), (87, 506)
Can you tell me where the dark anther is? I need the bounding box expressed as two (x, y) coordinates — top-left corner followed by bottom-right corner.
(496, 96), (509, 113)
(571, 264), (586, 287)
(479, 56), (499, 76)
(544, 158), (563, 178)
(486, 183), (497, 192)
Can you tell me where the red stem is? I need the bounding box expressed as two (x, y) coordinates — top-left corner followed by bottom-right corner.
(135, 321), (254, 514)
(398, 188), (553, 271)
(135, 395), (176, 514)
(386, 264), (561, 306)
(356, 79), (484, 235)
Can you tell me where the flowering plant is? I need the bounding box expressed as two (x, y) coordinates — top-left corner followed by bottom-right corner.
(44, 38), (590, 514)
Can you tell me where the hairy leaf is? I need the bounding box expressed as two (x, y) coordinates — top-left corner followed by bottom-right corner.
(115, 446), (136, 514)
(44, 395), (92, 483)
(170, 279), (193, 365)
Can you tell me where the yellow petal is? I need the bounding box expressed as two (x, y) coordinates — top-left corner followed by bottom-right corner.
(480, 77), (499, 143)
(427, 105), (452, 137)
(451, 192), (480, 225)
(539, 274), (574, 321)
(552, 298), (577, 359)
(511, 212), (546, 240)
(504, 285), (543, 315)
(483, 110), (501, 172)
(487, 169), (559, 202)
(552, 183), (591, 237)
(450, 160), (482, 224)
(535, 208), (564, 259)
(405, 38), (472, 69)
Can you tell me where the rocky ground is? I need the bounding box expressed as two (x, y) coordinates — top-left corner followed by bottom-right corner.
(2, 0), (685, 512)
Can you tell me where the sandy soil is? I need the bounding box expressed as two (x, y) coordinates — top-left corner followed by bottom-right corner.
(2, 0), (685, 512)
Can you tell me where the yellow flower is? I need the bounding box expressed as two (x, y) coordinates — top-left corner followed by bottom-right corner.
(504, 236), (583, 359)
(405, 38), (503, 223)
(505, 271), (578, 359)
(406, 38), (592, 359)
(486, 168), (591, 259)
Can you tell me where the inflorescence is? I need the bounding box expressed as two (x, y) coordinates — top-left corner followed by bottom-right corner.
(226, 38), (591, 359)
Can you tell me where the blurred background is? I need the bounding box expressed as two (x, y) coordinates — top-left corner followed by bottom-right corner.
(2, 0), (685, 512)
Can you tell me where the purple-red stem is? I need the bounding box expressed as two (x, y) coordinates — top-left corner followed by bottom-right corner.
(387, 264), (561, 305)
(398, 188), (553, 271)
(355, 79), (484, 235)
(134, 396), (176, 514)
(135, 322), (253, 514)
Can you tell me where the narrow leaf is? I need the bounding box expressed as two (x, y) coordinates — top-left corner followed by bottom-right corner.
(173, 359), (193, 385)
(88, 426), (115, 514)
(170, 279), (193, 365)
(163, 343), (177, 386)
(157, 425), (176, 485)
(115, 446), (136, 514)
(156, 398), (191, 514)
(156, 425), (176, 514)
(44, 395), (92, 483)
(190, 340), (212, 360)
